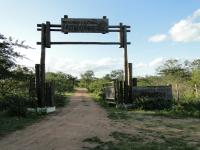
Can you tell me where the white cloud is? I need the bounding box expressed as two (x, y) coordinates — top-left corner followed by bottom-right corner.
(45, 57), (123, 77)
(134, 58), (164, 68)
(149, 8), (200, 42)
(149, 58), (164, 67)
(135, 63), (148, 68)
(148, 34), (167, 42)
(169, 19), (200, 42)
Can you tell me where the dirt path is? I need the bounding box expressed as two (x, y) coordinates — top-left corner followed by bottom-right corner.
(0, 88), (115, 150)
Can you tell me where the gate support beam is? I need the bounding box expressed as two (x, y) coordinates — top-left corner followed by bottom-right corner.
(40, 24), (46, 107)
(120, 23), (129, 104)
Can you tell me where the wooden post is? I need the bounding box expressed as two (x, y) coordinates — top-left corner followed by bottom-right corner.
(119, 23), (129, 104)
(123, 25), (129, 104)
(45, 21), (51, 48)
(51, 81), (55, 107)
(40, 24), (46, 107)
(176, 83), (179, 103)
(132, 78), (137, 87)
(114, 80), (117, 103)
(128, 63), (133, 101)
(29, 77), (36, 108)
(35, 64), (41, 107)
(119, 81), (123, 104)
(116, 80), (120, 105)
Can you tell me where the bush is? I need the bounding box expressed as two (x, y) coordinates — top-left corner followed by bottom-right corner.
(134, 97), (172, 110)
(6, 95), (29, 117)
(88, 79), (109, 97)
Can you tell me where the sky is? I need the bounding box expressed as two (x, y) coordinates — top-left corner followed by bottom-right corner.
(0, 0), (200, 78)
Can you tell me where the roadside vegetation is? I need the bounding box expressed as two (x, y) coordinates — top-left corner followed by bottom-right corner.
(81, 60), (200, 149)
(0, 33), (75, 137)
(81, 58), (200, 118)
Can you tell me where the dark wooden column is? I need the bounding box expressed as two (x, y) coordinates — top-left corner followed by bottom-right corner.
(40, 23), (46, 107)
(120, 23), (129, 104)
(128, 63), (133, 101)
(35, 64), (41, 107)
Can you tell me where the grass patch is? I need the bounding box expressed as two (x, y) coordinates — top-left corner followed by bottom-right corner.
(154, 109), (200, 119)
(0, 111), (45, 137)
(90, 94), (130, 120)
(89, 94), (200, 149)
(83, 131), (200, 150)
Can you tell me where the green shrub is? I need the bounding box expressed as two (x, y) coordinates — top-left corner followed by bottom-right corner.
(6, 95), (28, 117)
(134, 97), (172, 110)
(88, 79), (109, 97)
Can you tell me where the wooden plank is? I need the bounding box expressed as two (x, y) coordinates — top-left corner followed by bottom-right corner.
(37, 41), (131, 45)
(37, 28), (130, 32)
(37, 24), (130, 28)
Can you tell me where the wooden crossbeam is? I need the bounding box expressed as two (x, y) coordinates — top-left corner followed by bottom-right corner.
(36, 41), (131, 45)
(37, 24), (131, 28)
(37, 28), (131, 32)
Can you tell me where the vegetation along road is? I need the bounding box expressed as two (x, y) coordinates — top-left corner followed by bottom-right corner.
(0, 88), (200, 150)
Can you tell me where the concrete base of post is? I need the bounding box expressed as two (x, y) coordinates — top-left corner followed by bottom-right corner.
(28, 106), (56, 114)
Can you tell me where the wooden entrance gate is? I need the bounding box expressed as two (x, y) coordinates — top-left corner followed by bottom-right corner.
(36, 15), (131, 107)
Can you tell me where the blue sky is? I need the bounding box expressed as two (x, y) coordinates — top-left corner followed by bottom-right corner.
(1, 0), (200, 77)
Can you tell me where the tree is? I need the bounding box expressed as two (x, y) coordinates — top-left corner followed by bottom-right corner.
(156, 59), (193, 101)
(110, 69), (124, 81)
(191, 59), (200, 70)
(79, 70), (94, 88)
(156, 59), (191, 80)
(0, 33), (32, 79)
(46, 72), (75, 93)
(102, 74), (112, 81)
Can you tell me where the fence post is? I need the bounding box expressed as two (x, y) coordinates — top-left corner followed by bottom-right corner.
(128, 63), (133, 102)
(114, 80), (117, 103)
(132, 78), (137, 87)
(29, 77), (36, 108)
(119, 81), (124, 104)
(45, 81), (55, 107)
(51, 81), (55, 107)
(115, 80), (120, 105)
(35, 64), (41, 107)
(176, 83), (179, 103)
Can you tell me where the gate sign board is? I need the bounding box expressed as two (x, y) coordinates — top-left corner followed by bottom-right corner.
(61, 17), (109, 33)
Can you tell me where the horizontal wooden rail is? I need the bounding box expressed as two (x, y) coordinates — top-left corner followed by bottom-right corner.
(37, 24), (131, 28)
(37, 41), (131, 45)
(37, 28), (131, 32)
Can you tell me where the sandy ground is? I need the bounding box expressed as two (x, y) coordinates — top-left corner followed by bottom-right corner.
(0, 88), (115, 150)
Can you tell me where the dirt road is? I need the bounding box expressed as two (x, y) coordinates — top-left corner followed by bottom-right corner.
(0, 88), (114, 150)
